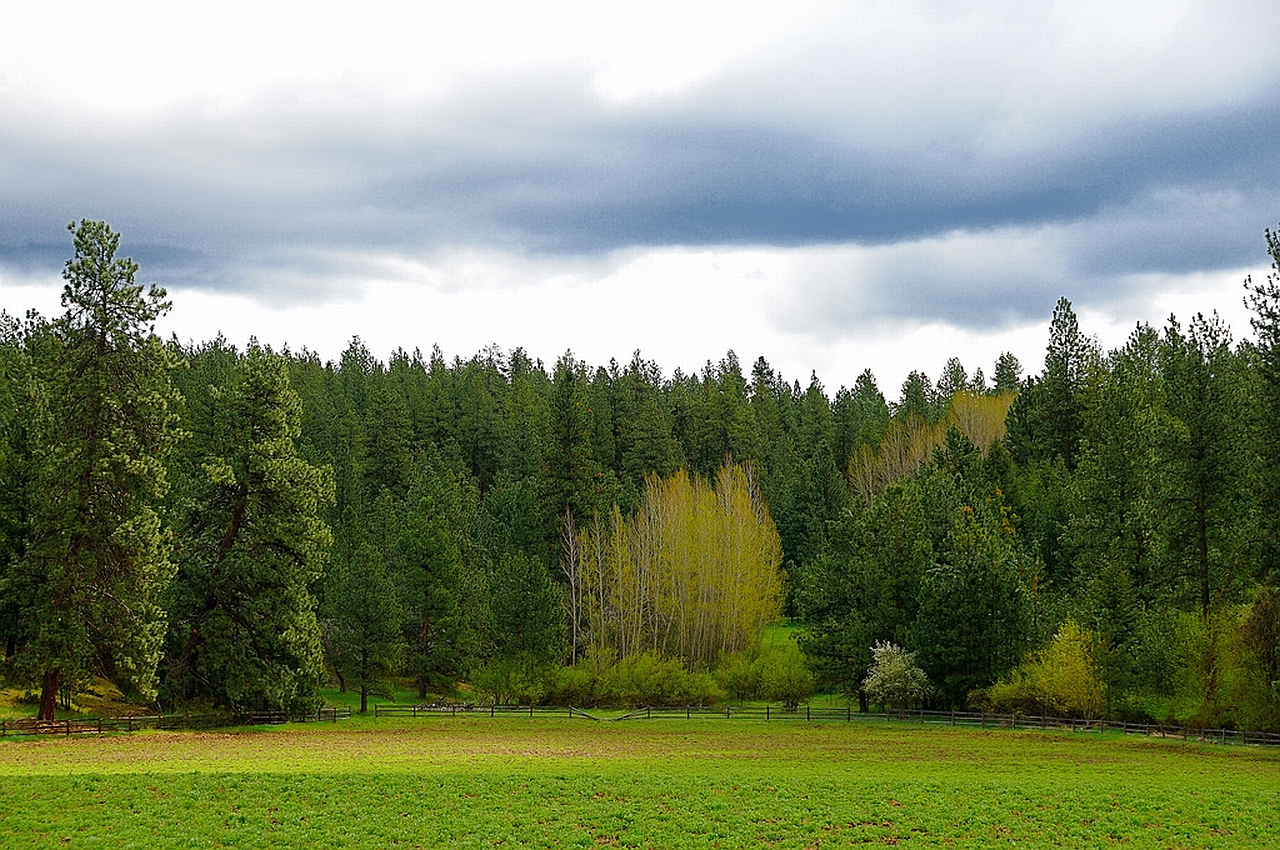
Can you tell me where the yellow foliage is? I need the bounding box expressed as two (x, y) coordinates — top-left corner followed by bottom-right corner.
(847, 391), (1015, 505)
(985, 619), (1105, 718)
(570, 462), (784, 669)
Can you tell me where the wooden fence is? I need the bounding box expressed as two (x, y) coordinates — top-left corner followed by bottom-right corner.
(0, 706), (351, 737)
(371, 702), (1280, 748)
(9, 701), (1278, 749)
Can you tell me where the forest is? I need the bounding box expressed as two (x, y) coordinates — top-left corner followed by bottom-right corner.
(2, 220), (1280, 731)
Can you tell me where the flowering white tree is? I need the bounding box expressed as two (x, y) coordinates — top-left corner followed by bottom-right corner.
(863, 641), (930, 712)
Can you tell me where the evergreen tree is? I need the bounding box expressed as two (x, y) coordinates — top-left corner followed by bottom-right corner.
(936, 357), (969, 404)
(396, 467), (468, 698)
(798, 483), (931, 710)
(455, 348), (508, 493)
(330, 542), (403, 713)
(488, 550), (566, 662)
(1244, 225), (1280, 584)
(1040, 297), (1098, 470)
(692, 352), (759, 477)
(1066, 325), (1164, 600)
(1159, 313), (1247, 617)
(540, 353), (604, 554)
(614, 352), (678, 503)
(164, 345), (333, 712)
(895, 370), (937, 423)
(15, 222), (182, 721)
(993, 352), (1023, 393)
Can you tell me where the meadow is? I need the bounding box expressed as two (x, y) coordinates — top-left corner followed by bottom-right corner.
(1, 716), (1277, 848)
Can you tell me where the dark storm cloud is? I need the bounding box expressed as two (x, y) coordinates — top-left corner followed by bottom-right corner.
(1, 29), (1277, 337)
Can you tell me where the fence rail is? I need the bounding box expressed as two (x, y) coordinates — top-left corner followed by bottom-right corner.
(8, 701), (1277, 749)
(374, 703), (599, 720)
(371, 701), (1280, 748)
(0, 706), (351, 737)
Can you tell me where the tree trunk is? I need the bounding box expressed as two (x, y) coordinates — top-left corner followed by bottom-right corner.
(360, 683), (368, 715)
(38, 668), (59, 722)
(417, 609), (430, 700)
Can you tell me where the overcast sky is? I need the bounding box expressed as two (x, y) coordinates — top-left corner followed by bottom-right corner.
(2, 1), (1277, 393)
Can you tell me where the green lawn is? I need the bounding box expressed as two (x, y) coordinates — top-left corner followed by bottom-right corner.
(1, 717), (1277, 848)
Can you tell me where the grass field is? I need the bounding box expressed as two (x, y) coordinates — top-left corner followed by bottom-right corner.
(1, 717), (1277, 848)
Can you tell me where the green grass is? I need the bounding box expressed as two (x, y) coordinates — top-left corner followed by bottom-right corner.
(1, 717), (1278, 848)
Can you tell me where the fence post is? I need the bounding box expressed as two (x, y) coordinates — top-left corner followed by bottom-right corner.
(951, 710), (955, 727)
(807, 704), (811, 721)
(647, 706), (651, 719)
(530, 704), (534, 718)
(686, 706), (690, 720)
(980, 712), (985, 729)
(766, 705), (770, 721)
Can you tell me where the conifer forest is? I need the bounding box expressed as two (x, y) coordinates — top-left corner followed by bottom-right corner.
(3, 220), (1280, 731)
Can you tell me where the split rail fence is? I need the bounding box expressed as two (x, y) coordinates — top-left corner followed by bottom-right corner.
(373, 702), (1280, 748)
(0, 706), (351, 737)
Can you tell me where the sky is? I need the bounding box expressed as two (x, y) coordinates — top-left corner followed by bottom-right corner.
(2, 1), (1278, 394)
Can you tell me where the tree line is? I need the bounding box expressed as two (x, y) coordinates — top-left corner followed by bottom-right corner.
(2, 221), (1279, 730)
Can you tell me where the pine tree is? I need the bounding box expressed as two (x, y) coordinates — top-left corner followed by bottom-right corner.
(1244, 225), (1280, 584)
(1159, 313), (1246, 617)
(330, 542), (403, 714)
(14, 222), (182, 721)
(164, 344), (333, 711)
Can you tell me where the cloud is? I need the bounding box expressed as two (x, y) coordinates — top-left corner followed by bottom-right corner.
(1, 0), (1278, 372)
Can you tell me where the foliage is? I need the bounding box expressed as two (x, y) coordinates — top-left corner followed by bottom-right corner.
(9, 221), (182, 720)
(162, 344), (333, 712)
(329, 543), (403, 713)
(863, 641), (930, 712)
(758, 643), (815, 709)
(715, 650), (761, 703)
(983, 619), (1105, 718)
(471, 655), (553, 706)
(568, 462), (784, 668)
(12, 220), (1280, 730)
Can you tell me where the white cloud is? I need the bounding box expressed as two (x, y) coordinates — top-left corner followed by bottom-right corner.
(2, 0), (1276, 395)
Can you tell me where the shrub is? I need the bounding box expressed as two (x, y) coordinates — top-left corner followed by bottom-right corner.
(862, 641), (929, 713)
(715, 651), (761, 703)
(471, 656), (551, 706)
(759, 645), (814, 710)
(983, 619), (1103, 718)
(598, 653), (724, 707)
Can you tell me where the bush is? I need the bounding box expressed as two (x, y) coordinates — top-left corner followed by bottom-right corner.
(983, 620), (1102, 718)
(759, 645), (814, 710)
(715, 651), (761, 703)
(599, 653), (724, 707)
(471, 656), (551, 706)
(862, 641), (929, 713)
